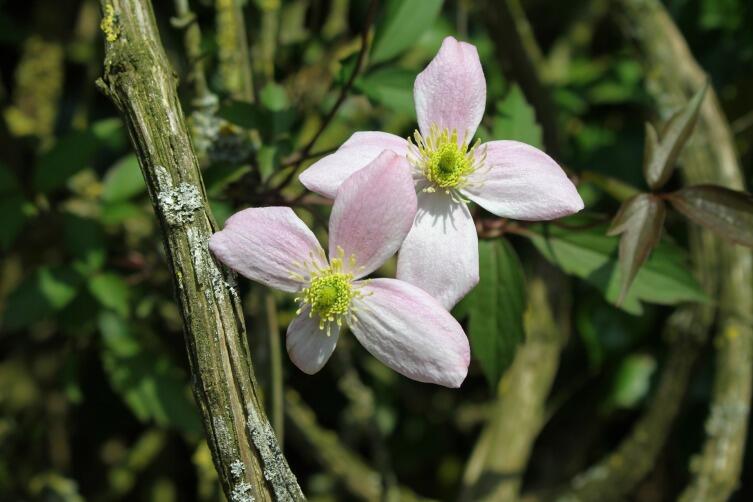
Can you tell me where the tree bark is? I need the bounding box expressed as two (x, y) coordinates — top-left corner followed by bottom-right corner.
(97, 1), (303, 500)
(617, 2), (753, 500)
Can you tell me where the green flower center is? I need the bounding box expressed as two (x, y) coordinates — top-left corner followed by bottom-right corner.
(407, 125), (484, 193)
(303, 272), (353, 322)
(428, 142), (470, 188)
(294, 249), (360, 334)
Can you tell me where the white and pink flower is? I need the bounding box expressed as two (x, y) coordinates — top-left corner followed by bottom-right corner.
(209, 151), (470, 388)
(299, 36), (584, 309)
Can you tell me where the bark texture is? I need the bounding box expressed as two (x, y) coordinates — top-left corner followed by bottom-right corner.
(97, 1), (303, 500)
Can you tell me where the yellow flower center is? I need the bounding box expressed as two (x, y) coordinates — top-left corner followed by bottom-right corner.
(407, 125), (485, 193)
(294, 248), (362, 335)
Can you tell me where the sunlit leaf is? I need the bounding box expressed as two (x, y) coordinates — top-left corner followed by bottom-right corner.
(89, 272), (130, 317)
(102, 154), (146, 202)
(607, 194), (666, 305)
(668, 184), (753, 247)
(604, 353), (657, 410)
(491, 85), (542, 148)
(527, 218), (706, 315)
(643, 84), (707, 190)
(370, 0), (444, 64)
(454, 238), (526, 388)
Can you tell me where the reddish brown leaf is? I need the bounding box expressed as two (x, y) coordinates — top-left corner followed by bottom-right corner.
(607, 194), (666, 305)
(643, 84), (707, 191)
(668, 185), (753, 247)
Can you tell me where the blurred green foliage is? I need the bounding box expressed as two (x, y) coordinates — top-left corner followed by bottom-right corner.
(1, 0), (752, 500)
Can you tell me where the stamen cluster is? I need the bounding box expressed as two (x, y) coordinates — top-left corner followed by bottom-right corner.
(295, 249), (361, 334)
(407, 125), (486, 194)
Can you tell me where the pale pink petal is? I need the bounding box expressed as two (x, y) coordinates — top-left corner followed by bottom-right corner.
(349, 278), (470, 388)
(396, 191), (479, 309)
(299, 131), (409, 198)
(462, 141), (584, 220)
(209, 207), (326, 292)
(286, 307), (340, 374)
(414, 36), (486, 141)
(329, 151), (417, 279)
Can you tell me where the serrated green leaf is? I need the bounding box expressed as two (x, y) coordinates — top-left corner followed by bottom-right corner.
(668, 184), (753, 247)
(98, 313), (202, 436)
(89, 272), (130, 317)
(643, 84), (707, 190)
(102, 154), (146, 202)
(527, 218), (706, 315)
(492, 85), (542, 148)
(370, 0), (444, 64)
(1, 266), (83, 330)
(356, 67), (415, 113)
(607, 194), (666, 304)
(455, 239), (526, 388)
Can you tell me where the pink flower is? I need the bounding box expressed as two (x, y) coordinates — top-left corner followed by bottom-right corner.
(209, 151), (470, 388)
(299, 37), (583, 309)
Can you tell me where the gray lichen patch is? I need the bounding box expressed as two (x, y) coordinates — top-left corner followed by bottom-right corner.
(158, 182), (202, 226)
(230, 459), (246, 479)
(230, 481), (255, 502)
(154, 165), (202, 226)
(246, 404), (304, 502)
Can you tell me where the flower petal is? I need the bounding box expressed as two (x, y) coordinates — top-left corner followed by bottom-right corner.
(349, 278), (470, 388)
(462, 140), (584, 220)
(209, 207), (326, 292)
(414, 36), (486, 141)
(396, 191), (479, 309)
(329, 150), (417, 279)
(286, 307), (340, 374)
(299, 131), (409, 198)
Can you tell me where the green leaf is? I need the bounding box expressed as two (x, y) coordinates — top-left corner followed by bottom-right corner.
(34, 118), (125, 193)
(260, 82), (290, 112)
(356, 67), (415, 113)
(455, 239), (526, 388)
(370, 0), (444, 64)
(668, 184), (753, 247)
(1, 266), (83, 330)
(605, 354), (656, 410)
(98, 313), (202, 436)
(89, 272), (130, 317)
(527, 219), (706, 315)
(607, 194), (666, 304)
(217, 100), (264, 130)
(643, 84), (707, 190)
(102, 154), (146, 202)
(64, 213), (106, 275)
(491, 85), (543, 148)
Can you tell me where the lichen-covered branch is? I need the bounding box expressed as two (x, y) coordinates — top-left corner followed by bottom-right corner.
(216, 0), (256, 102)
(617, 2), (753, 500)
(616, 1), (753, 500)
(460, 275), (569, 502)
(285, 389), (432, 502)
(96, 1), (303, 500)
